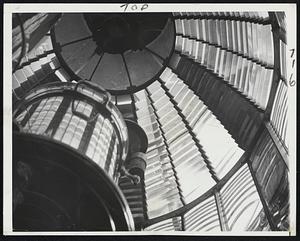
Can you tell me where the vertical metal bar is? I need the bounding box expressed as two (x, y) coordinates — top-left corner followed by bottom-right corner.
(264, 122), (289, 169)
(45, 97), (72, 137)
(19, 100), (41, 127)
(13, 13), (26, 73)
(77, 108), (98, 154)
(141, 175), (148, 223)
(88, 52), (104, 81)
(130, 93), (138, 122)
(247, 161), (278, 230)
(180, 215), (185, 231)
(264, 25), (281, 119)
(104, 133), (116, 172)
(121, 53), (134, 88)
(214, 189), (229, 231)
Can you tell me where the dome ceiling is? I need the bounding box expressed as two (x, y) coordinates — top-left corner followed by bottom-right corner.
(51, 13), (175, 94)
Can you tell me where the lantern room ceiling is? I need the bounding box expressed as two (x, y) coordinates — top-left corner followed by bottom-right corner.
(51, 13), (174, 94)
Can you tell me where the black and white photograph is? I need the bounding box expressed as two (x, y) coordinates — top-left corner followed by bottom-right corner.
(3, 3), (297, 236)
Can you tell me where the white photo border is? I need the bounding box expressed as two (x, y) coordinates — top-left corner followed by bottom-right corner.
(3, 3), (297, 236)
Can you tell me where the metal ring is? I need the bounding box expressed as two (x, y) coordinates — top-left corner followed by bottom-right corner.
(74, 80), (111, 106)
